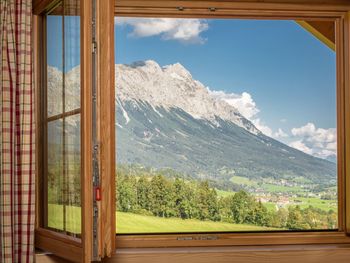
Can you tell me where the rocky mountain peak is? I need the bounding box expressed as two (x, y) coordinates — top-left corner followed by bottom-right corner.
(163, 62), (192, 80)
(115, 60), (261, 135)
(130, 60), (163, 75)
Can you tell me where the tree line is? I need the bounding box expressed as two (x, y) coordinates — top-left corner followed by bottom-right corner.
(116, 173), (337, 230)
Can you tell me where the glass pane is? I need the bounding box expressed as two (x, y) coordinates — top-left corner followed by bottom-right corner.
(46, 4), (63, 117)
(115, 18), (337, 234)
(64, 1), (81, 112)
(47, 119), (64, 231)
(65, 114), (81, 234)
(46, 114), (81, 236)
(47, 120), (64, 230)
(45, 0), (81, 237)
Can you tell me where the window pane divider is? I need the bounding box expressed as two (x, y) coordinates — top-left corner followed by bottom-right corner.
(47, 108), (81, 123)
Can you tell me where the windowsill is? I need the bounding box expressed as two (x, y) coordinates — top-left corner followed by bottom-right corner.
(35, 243), (350, 262)
(115, 243), (350, 253)
(115, 231), (350, 248)
(108, 244), (350, 263)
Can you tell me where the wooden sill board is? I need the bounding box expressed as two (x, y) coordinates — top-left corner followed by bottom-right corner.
(107, 244), (350, 263)
(37, 244), (350, 263)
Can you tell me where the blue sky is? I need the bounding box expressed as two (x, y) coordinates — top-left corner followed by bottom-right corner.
(114, 18), (337, 160)
(46, 16), (337, 160)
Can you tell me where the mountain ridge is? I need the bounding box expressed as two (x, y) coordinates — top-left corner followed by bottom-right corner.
(115, 60), (261, 135)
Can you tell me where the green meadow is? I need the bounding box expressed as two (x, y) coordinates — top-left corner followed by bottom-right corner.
(48, 204), (82, 234)
(47, 204), (278, 234)
(116, 212), (278, 233)
(291, 197), (337, 211)
(230, 175), (304, 193)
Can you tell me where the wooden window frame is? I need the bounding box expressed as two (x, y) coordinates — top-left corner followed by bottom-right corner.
(32, 0), (350, 261)
(34, 0), (115, 261)
(113, 0), (350, 249)
(41, 3), (82, 236)
(34, 0), (95, 262)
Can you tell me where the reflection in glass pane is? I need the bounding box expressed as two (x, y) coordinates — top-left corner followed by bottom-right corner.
(64, 4), (81, 112)
(46, 7), (63, 117)
(65, 114), (81, 234)
(45, 0), (81, 237)
(46, 115), (81, 235)
(47, 120), (64, 231)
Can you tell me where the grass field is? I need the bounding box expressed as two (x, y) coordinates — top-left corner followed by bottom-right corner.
(291, 197), (337, 211)
(261, 198), (337, 212)
(230, 175), (257, 186)
(261, 183), (303, 193)
(47, 204), (279, 234)
(116, 212), (279, 233)
(48, 204), (81, 234)
(230, 175), (303, 193)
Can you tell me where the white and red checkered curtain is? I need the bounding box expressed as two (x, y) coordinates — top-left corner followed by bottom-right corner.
(0, 0), (35, 262)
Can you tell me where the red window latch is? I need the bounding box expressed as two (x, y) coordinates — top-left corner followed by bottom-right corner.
(95, 187), (101, 201)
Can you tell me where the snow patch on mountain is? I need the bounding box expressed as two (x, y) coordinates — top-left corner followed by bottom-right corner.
(116, 60), (261, 135)
(117, 98), (130, 124)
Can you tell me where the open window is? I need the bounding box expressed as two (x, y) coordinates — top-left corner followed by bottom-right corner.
(33, 0), (116, 261)
(114, 17), (338, 235)
(42, 0), (82, 237)
(34, 1), (85, 262)
(34, 0), (350, 262)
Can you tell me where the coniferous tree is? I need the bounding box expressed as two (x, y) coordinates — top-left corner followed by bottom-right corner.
(229, 190), (255, 224)
(116, 175), (137, 212)
(148, 175), (175, 217)
(286, 206), (305, 229)
(195, 181), (220, 221)
(173, 178), (195, 219)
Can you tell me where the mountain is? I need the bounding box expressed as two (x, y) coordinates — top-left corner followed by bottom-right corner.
(116, 60), (260, 135)
(114, 60), (336, 186)
(47, 61), (336, 188)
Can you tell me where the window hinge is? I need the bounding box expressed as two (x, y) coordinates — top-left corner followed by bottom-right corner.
(92, 143), (100, 185)
(92, 41), (97, 54)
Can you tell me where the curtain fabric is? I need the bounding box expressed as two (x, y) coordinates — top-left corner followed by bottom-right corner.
(0, 0), (35, 262)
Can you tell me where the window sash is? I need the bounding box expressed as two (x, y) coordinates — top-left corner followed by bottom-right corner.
(34, 0), (100, 261)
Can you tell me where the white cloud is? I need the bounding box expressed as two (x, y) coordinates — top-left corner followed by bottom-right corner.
(274, 128), (288, 138)
(291, 123), (336, 145)
(208, 90), (336, 160)
(207, 89), (283, 138)
(291, 122), (316, 137)
(208, 90), (259, 119)
(252, 118), (273, 137)
(289, 140), (313, 155)
(115, 18), (209, 44)
(206, 90), (336, 162)
(290, 122), (337, 159)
